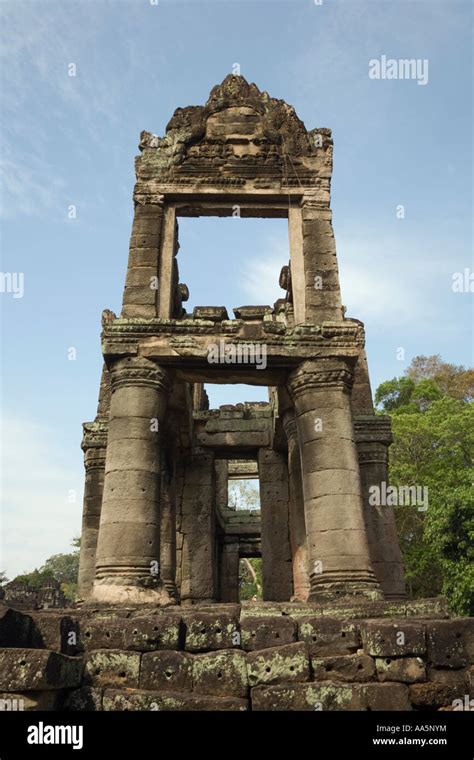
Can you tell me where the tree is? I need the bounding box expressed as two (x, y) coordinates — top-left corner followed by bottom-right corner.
(375, 358), (474, 615)
(228, 479), (260, 510)
(377, 355), (474, 409)
(11, 537), (80, 603)
(41, 550), (80, 585)
(406, 355), (473, 401)
(239, 558), (263, 600)
(0, 571), (8, 586)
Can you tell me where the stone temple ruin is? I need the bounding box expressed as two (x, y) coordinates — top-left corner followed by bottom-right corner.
(1, 77), (472, 712)
(78, 74), (406, 608)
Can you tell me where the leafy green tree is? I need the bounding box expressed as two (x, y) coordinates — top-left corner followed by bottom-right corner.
(11, 537), (80, 603)
(41, 549), (80, 585)
(0, 570), (8, 586)
(13, 568), (54, 590)
(375, 376), (416, 412)
(239, 558), (263, 600)
(376, 358), (474, 615)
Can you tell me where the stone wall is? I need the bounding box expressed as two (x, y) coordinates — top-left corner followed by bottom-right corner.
(1, 600), (472, 712)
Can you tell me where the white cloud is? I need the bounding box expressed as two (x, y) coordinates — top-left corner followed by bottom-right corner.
(336, 231), (440, 327)
(0, 1), (148, 218)
(241, 234), (288, 304)
(0, 416), (83, 580)
(240, 226), (454, 330)
(0, 154), (66, 219)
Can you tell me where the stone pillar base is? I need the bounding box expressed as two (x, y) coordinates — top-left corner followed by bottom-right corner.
(309, 580), (383, 603)
(162, 579), (178, 601)
(90, 577), (173, 606)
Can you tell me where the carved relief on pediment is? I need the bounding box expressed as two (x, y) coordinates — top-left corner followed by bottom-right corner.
(137, 75), (333, 184)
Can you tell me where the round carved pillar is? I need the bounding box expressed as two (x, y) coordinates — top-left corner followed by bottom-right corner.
(77, 424), (107, 601)
(287, 358), (382, 602)
(91, 356), (172, 605)
(355, 417), (407, 600)
(282, 411), (310, 601)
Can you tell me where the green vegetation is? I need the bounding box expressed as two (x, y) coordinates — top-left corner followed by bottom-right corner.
(8, 537), (80, 603)
(239, 558), (263, 600)
(375, 356), (473, 615)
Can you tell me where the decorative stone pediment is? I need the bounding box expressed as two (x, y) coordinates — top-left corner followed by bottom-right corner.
(136, 75), (333, 188)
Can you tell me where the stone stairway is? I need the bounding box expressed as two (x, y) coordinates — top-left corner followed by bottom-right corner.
(0, 599), (472, 711)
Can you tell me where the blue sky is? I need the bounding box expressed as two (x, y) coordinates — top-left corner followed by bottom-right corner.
(0, 0), (472, 578)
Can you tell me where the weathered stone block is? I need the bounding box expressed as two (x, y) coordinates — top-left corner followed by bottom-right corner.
(298, 617), (361, 655)
(79, 618), (126, 650)
(428, 666), (471, 695)
(128, 247), (160, 268)
(251, 682), (364, 711)
(129, 233), (161, 249)
(84, 649), (141, 688)
(103, 688), (248, 711)
(0, 607), (32, 648)
(426, 620), (473, 668)
(311, 653), (375, 682)
(0, 649), (83, 691)
(63, 687), (103, 711)
(122, 285), (156, 306)
(241, 616), (296, 651)
(192, 650), (248, 697)
(184, 613), (239, 652)
(361, 621), (425, 657)
(375, 656), (426, 683)
(30, 613), (81, 655)
(123, 615), (182, 652)
(362, 682), (411, 711)
(247, 642), (310, 686)
(140, 650), (193, 692)
(409, 682), (462, 709)
(125, 266), (157, 288)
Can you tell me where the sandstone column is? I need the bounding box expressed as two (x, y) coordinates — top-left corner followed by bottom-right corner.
(77, 423), (107, 600)
(294, 195), (344, 325)
(180, 450), (216, 605)
(258, 449), (293, 601)
(121, 200), (164, 319)
(355, 417), (406, 599)
(287, 359), (382, 601)
(78, 362), (111, 601)
(92, 356), (172, 605)
(282, 411), (310, 601)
